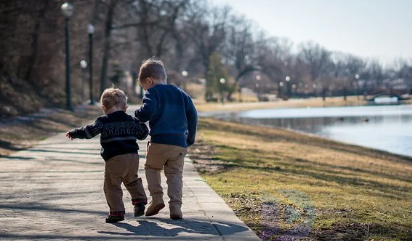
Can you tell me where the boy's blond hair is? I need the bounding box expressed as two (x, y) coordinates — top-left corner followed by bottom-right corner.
(100, 87), (127, 109)
(138, 58), (167, 83)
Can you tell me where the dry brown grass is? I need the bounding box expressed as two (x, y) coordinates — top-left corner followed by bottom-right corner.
(189, 118), (412, 241)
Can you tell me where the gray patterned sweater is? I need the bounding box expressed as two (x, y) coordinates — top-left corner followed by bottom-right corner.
(68, 111), (149, 161)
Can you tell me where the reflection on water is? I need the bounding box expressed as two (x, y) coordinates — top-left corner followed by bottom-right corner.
(219, 105), (412, 158)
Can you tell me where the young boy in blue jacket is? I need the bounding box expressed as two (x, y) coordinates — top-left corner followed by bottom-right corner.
(135, 58), (197, 220)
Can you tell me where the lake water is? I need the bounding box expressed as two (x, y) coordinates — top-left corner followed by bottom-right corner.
(218, 105), (412, 158)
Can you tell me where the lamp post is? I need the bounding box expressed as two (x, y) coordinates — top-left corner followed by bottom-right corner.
(182, 70), (188, 92)
(61, 2), (74, 111)
(255, 75), (261, 100)
(219, 78), (226, 104)
(80, 60), (87, 102)
(285, 76), (291, 99)
(355, 74), (360, 100)
(88, 24), (95, 105)
(313, 83), (317, 97)
(279, 81), (284, 99)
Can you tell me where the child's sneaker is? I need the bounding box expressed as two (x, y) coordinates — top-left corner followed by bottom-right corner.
(105, 211), (125, 223)
(134, 202), (146, 217)
(145, 199), (165, 217)
(105, 215), (124, 223)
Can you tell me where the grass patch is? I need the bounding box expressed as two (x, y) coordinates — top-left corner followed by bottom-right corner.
(189, 118), (412, 241)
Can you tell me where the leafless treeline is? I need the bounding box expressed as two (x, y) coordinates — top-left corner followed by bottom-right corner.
(1, 0), (412, 116)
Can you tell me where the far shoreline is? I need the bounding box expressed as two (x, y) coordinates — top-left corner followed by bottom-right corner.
(194, 95), (412, 113)
(196, 98), (412, 160)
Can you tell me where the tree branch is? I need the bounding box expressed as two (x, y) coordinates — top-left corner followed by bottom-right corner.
(111, 20), (161, 30)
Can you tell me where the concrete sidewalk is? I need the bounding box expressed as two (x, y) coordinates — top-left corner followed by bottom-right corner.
(0, 133), (260, 240)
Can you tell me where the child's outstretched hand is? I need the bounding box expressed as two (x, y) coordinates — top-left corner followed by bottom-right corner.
(66, 132), (73, 140)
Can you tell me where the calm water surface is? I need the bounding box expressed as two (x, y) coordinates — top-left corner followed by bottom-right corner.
(219, 105), (412, 158)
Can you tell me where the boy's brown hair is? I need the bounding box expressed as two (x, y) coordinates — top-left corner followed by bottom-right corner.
(138, 58), (167, 83)
(100, 87), (127, 109)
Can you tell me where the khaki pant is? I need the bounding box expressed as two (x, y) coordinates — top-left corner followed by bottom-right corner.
(145, 142), (187, 208)
(104, 153), (147, 213)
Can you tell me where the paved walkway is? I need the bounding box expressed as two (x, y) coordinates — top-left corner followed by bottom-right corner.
(0, 130), (260, 240)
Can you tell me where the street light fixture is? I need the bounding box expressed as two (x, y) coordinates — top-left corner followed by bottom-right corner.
(80, 60), (87, 102)
(354, 74), (360, 100)
(219, 78), (226, 104)
(285, 76), (291, 99)
(80, 60), (87, 69)
(182, 70), (188, 91)
(255, 75), (261, 100)
(61, 2), (73, 17)
(61, 2), (74, 110)
(279, 82), (285, 99)
(313, 83), (317, 96)
(88, 24), (95, 105)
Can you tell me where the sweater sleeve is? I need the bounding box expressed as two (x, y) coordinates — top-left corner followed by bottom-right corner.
(68, 118), (103, 139)
(185, 95), (198, 147)
(135, 89), (158, 122)
(134, 117), (149, 140)
(134, 90), (158, 122)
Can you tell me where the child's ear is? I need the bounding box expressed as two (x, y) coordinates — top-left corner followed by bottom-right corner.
(123, 105), (128, 111)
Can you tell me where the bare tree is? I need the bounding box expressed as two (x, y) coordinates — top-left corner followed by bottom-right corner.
(345, 55), (365, 97)
(128, 0), (188, 59)
(298, 41), (330, 100)
(394, 58), (412, 93)
(329, 52), (349, 100)
(222, 15), (258, 100)
(256, 36), (294, 97)
(187, 4), (231, 100)
(366, 59), (384, 90)
(98, 0), (125, 95)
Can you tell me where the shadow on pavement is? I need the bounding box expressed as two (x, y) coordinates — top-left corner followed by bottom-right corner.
(98, 217), (248, 237)
(0, 218), (248, 240)
(0, 156), (35, 160)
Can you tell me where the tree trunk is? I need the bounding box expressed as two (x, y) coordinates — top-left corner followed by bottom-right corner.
(343, 87), (347, 101)
(100, 0), (117, 95)
(203, 59), (210, 101)
(226, 67), (259, 101)
(132, 71), (137, 96)
(26, 0), (50, 82)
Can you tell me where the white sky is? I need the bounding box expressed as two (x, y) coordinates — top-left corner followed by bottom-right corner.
(212, 0), (412, 64)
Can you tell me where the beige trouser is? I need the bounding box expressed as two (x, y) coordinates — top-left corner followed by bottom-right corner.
(145, 142), (187, 208)
(104, 153), (147, 214)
